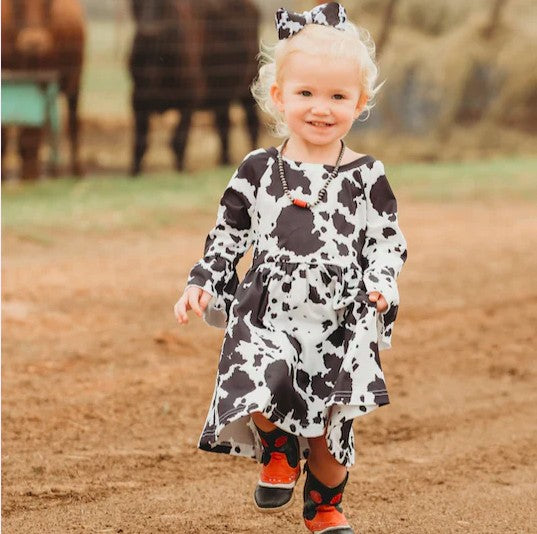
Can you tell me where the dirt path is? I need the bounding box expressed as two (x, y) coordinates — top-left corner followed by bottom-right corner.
(2, 198), (536, 533)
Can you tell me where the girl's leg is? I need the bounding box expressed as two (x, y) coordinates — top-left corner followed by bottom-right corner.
(251, 411), (277, 432)
(307, 434), (347, 487)
(303, 431), (354, 533)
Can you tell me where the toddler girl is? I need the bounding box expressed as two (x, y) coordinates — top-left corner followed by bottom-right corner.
(174, 3), (407, 533)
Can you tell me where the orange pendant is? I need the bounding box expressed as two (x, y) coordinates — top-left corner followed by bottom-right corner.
(293, 198), (308, 208)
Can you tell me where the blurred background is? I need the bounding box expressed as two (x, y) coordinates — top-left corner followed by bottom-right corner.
(2, 0), (536, 179)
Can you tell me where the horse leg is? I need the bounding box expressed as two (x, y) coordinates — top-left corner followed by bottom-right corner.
(67, 90), (82, 177)
(18, 126), (42, 180)
(241, 95), (260, 151)
(1, 127), (8, 181)
(214, 104), (231, 166)
(131, 109), (150, 176)
(171, 108), (192, 172)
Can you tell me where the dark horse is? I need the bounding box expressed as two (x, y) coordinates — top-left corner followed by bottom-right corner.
(129, 0), (260, 175)
(1, 0), (85, 179)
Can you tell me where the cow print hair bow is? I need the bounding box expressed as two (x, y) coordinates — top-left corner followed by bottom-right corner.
(275, 2), (347, 40)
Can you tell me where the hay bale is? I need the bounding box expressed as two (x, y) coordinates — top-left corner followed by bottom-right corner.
(395, 0), (483, 36)
(372, 10), (535, 135)
(485, 37), (537, 132)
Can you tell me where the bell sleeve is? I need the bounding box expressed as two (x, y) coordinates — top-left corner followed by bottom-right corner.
(185, 153), (259, 328)
(361, 160), (408, 350)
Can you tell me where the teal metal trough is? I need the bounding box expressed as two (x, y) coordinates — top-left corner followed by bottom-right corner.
(1, 70), (60, 175)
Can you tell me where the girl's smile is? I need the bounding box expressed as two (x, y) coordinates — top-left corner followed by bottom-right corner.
(307, 121), (334, 128)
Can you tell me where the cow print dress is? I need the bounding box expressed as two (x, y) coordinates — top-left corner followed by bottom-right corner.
(186, 147), (407, 467)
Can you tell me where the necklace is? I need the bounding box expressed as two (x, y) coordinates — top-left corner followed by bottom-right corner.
(277, 139), (346, 209)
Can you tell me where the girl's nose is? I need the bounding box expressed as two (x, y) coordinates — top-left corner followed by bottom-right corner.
(310, 102), (331, 115)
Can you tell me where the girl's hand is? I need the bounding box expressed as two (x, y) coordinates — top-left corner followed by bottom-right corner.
(368, 291), (388, 313)
(174, 286), (213, 325)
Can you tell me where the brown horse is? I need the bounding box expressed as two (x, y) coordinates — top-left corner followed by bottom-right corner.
(1, 0), (85, 179)
(129, 0), (260, 175)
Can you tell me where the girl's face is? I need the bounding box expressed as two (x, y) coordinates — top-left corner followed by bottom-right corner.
(271, 51), (366, 149)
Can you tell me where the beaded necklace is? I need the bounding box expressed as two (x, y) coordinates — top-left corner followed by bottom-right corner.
(277, 138), (346, 209)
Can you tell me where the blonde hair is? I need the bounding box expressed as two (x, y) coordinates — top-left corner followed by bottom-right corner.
(251, 22), (382, 138)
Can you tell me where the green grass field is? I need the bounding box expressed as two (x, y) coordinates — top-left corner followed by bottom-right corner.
(2, 157), (536, 239)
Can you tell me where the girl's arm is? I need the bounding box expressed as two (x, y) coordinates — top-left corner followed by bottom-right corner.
(184, 153), (260, 327)
(361, 160), (408, 349)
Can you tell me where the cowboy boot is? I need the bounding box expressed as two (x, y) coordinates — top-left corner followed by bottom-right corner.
(253, 424), (301, 513)
(303, 462), (354, 534)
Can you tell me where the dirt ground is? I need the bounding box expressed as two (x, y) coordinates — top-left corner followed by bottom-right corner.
(2, 196), (536, 533)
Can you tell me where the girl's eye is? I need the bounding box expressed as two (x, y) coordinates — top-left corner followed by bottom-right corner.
(300, 90), (312, 97)
(333, 94), (345, 100)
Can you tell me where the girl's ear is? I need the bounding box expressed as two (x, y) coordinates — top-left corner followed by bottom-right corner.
(354, 92), (368, 119)
(270, 83), (284, 113)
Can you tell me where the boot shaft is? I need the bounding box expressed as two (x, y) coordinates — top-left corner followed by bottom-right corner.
(303, 462), (353, 534)
(255, 425), (299, 468)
